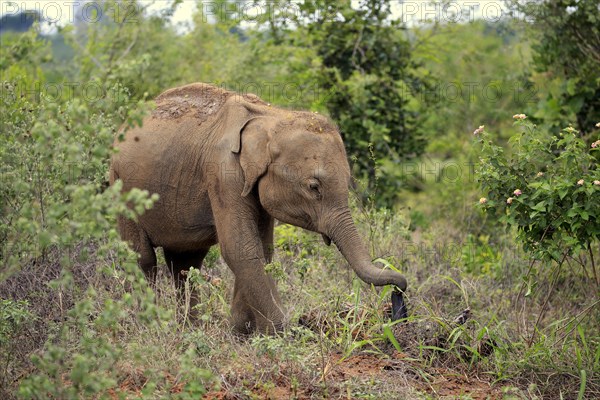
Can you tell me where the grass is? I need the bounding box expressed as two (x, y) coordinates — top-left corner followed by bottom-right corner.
(1, 206), (599, 399)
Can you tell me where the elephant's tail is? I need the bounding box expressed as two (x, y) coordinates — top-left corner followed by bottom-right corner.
(108, 163), (119, 186)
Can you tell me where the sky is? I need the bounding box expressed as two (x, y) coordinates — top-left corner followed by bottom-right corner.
(0, 1), (513, 34)
(0, 0), (199, 33)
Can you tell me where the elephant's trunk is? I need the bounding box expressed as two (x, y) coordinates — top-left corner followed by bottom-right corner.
(326, 209), (407, 292)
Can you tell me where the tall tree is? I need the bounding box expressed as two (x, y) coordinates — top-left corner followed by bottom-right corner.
(514, 0), (600, 135)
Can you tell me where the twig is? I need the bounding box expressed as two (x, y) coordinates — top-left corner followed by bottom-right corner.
(551, 298), (600, 347)
(575, 254), (591, 282)
(116, 30), (139, 63)
(589, 243), (599, 288)
(516, 258), (537, 302)
(516, 221), (558, 334)
(565, 256), (586, 287)
(351, 25), (365, 74)
(528, 252), (567, 347)
(319, 332), (327, 384)
(515, 257), (537, 337)
(70, 37), (104, 70)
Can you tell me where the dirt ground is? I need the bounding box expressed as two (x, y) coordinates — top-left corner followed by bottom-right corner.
(198, 350), (505, 400)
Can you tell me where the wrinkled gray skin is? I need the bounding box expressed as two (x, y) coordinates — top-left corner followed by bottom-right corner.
(110, 83), (407, 334)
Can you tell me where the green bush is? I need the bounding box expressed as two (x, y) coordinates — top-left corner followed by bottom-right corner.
(461, 234), (503, 279)
(0, 300), (34, 391)
(512, 0), (600, 134)
(475, 117), (599, 267)
(0, 27), (213, 398)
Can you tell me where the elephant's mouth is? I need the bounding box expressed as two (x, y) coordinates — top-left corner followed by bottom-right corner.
(321, 234), (332, 246)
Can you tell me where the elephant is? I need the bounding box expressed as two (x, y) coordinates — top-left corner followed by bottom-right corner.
(109, 83), (407, 334)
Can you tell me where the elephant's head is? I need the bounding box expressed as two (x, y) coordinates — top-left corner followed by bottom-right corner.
(224, 97), (408, 320)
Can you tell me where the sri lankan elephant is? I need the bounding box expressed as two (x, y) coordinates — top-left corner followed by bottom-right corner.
(109, 83), (407, 334)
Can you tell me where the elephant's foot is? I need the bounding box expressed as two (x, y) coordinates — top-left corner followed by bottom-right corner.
(231, 304), (256, 335)
(230, 301), (285, 335)
(229, 271), (286, 335)
(254, 309), (285, 335)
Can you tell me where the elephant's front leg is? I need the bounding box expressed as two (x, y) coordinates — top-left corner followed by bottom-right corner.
(215, 211), (284, 334)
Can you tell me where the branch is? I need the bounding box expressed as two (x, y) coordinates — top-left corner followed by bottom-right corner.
(351, 25), (365, 74)
(71, 37), (104, 70)
(551, 298), (600, 347)
(116, 30), (139, 63)
(528, 251), (567, 348)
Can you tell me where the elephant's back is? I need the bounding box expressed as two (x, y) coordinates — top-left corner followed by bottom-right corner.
(150, 82), (267, 123)
(110, 81), (269, 189)
(112, 84), (229, 169)
(151, 83), (233, 122)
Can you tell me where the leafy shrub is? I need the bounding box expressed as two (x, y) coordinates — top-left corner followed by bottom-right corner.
(513, 0), (600, 134)
(461, 234), (503, 279)
(275, 223), (333, 281)
(475, 118), (599, 267)
(0, 300), (35, 393)
(474, 117), (600, 398)
(0, 27), (215, 398)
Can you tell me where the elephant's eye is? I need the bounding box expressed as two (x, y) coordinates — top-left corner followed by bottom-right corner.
(308, 179), (322, 199)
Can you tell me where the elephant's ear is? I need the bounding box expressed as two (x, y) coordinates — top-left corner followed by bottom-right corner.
(223, 99), (257, 154)
(220, 97), (269, 197)
(238, 118), (272, 197)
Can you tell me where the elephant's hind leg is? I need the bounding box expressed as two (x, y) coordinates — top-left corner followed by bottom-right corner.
(117, 215), (157, 283)
(163, 249), (208, 288)
(163, 249), (209, 320)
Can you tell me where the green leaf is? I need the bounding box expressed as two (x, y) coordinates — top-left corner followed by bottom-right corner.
(531, 201), (547, 212)
(383, 324), (402, 352)
(558, 188), (569, 199)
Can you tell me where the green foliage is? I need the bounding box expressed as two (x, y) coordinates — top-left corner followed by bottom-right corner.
(0, 28), (50, 73)
(400, 20), (534, 234)
(264, 260), (286, 281)
(351, 200), (411, 258)
(275, 223), (332, 281)
(0, 300), (33, 346)
(0, 300), (34, 390)
(18, 260), (214, 399)
(0, 24), (214, 398)
(203, 247), (221, 269)
(513, 0), (600, 134)
(0, 78), (155, 280)
(475, 119), (600, 263)
(415, 20), (533, 151)
(251, 327), (316, 362)
(461, 234), (503, 279)
(65, 0), (183, 100)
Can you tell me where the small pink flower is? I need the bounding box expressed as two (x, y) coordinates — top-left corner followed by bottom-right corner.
(473, 125), (485, 136)
(594, 180), (600, 186)
(536, 172), (544, 177)
(513, 114), (527, 120)
(479, 197), (487, 204)
(592, 140), (600, 148)
(577, 179), (584, 186)
(513, 189), (522, 196)
(506, 197), (513, 204)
